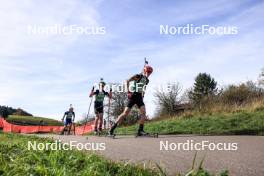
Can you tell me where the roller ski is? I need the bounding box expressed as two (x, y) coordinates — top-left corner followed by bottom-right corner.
(135, 130), (159, 138)
(94, 130), (108, 137)
(105, 131), (116, 139)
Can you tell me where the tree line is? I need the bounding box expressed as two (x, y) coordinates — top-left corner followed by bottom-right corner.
(0, 106), (32, 118)
(155, 68), (264, 117)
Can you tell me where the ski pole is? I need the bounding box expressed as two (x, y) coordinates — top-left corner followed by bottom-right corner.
(82, 93), (93, 135)
(107, 85), (113, 129)
(107, 95), (111, 129)
(144, 57), (149, 65)
(142, 57), (149, 72)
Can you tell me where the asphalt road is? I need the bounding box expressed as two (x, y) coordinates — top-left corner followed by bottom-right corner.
(38, 134), (264, 176)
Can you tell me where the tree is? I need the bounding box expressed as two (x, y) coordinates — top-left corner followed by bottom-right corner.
(220, 82), (263, 105)
(0, 106), (17, 118)
(189, 73), (217, 109)
(154, 82), (182, 116)
(12, 108), (33, 116)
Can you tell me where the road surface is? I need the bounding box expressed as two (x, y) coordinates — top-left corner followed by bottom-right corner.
(37, 134), (264, 176)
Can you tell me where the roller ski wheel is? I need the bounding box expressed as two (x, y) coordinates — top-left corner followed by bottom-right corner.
(135, 132), (159, 138)
(105, 133), (116, 139)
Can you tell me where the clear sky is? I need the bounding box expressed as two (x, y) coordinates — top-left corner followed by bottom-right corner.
(0, 0), (263, 120)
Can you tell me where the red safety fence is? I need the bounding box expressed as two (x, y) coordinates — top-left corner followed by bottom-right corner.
(0, 117), (3, 129)
(0, 117), (94, 135)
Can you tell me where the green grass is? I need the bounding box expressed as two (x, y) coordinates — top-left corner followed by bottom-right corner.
(116, 110), (264, 135)
(0, 133), (159, 176)
(0, 133), (228, 176)
(6, 115), (63, 126)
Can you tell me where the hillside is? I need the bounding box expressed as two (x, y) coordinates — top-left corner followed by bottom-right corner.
(6, 115), (63, 126)
(116, 109), (264, 135)
(0, 105), (32, 118)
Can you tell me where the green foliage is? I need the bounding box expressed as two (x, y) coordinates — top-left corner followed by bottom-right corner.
(189, 73), (217, 109)
(220, 81), (264, 105)
(185, 152), (212, 176)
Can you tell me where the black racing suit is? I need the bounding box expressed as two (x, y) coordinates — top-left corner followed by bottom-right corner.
(94, 90), (109, 114)
(126, 73), (149, 108)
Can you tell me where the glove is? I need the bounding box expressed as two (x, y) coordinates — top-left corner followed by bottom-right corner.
(127, 91), (132, 99)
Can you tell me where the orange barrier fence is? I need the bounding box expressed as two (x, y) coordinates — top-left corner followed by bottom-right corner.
(0, 117), (94, 135)
(0, 117), (3, 129)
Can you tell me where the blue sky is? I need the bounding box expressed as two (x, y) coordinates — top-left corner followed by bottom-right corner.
(0, 0), (263, 120)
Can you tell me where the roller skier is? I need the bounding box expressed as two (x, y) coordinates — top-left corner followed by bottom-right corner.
(89, 79), (112, 135)
(61, 106), (75, 135)
(108, 60), (153, 137)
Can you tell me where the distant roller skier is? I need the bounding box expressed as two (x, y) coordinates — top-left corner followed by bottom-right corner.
(61, 106), (75, 135)
(108, 61), (153, 137)
(90, 79), (112, 135)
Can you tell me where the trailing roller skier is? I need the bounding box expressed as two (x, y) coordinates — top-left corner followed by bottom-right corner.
(89, 79), (112, 135)
(108, 63), (153, 137)
(61, 106), (75, 135)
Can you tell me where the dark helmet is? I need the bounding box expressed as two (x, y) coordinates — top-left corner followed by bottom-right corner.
(99, 78), (106, 86)
(100, 81), (106, 86)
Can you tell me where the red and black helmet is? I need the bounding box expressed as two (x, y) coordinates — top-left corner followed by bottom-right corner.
(144, 65), (153, 75)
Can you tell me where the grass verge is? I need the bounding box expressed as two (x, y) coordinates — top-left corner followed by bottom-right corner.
(116, 110), (264, 135)
(0, 133), (229, 176)
(0, 133), (158, 176)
